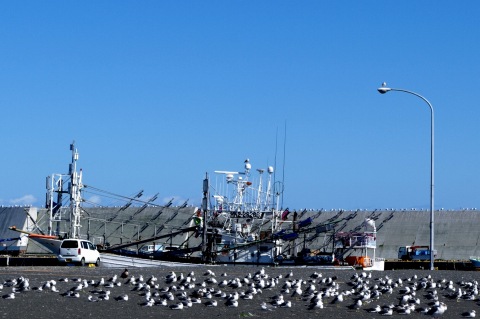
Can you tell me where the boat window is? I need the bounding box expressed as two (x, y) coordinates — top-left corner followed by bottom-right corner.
(259, 246), (270, 253)
(61, 240), (78, 248)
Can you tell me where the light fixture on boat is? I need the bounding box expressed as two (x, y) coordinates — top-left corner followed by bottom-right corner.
(244, 159), (251, 171)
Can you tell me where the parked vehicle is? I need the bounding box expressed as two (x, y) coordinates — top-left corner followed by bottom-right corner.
(57, 239), (101, 266)
(398, 245), (436, 261)
(138, 244), (164, 256)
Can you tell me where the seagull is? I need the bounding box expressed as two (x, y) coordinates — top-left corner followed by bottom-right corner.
(155, 298), (168, 306)
(348, 299), (362, 310)
(2, 293), (15, 299)
(397, 307), (412, 315)
(462, 310), (476, 318)
(379, 308), (393, 316)
(169, 302), (184, 310)
(331, 293), (344, 304)
(181, 298), (193, 308)
(115, 294), (129, 301)
(308, 299), (324, 310)
(98, 293), (110, 301)
(366, 305), (382, 313)
(63, 291), (80, 298)
(204, 270), (215, 277)
(205, 300), (218, 307)
(426, 302), (447, 317)
(261, 302), (274, 311)
(70, 284), (83, 292)
(225, 299), (239, 307)
(140, 299), (155, 307)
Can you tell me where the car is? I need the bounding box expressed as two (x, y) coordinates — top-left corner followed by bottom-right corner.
(57, 239), (101, 266)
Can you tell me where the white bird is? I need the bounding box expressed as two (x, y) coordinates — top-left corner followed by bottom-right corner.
(115, 294), (128, 301)
(308, 299), (324, 309)
(379, 308), (393, 316)
(205, 299), (218, 307)
(2, 293), (15, 300)
(397, 307), (412, 315)
(140, 299), (154, 307)
(261, 302), (274, 311)
(462, 310), (476, 318)
(331, 294), (344, 304)
(156, 298), (168, 306)
(204, 269), (215, 277)
(426, 302), (447, 317)
(225, 299), (238, 307)
(170, 302), (184, 310)
(367, 305), (381, 313)
(348, 299), (362, 310)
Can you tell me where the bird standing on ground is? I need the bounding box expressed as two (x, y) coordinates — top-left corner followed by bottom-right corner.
(462, 310), (476, 318)
(121, 269), (129, 279)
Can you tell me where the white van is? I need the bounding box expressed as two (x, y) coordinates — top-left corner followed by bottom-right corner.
(57, 239), (101, 266)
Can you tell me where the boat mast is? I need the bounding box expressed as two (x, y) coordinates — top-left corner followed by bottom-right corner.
(202, 173), (208, 262)
(255, 168), (264, 212)
(69, 142), (83, 239)
(264, 166), (274, 211)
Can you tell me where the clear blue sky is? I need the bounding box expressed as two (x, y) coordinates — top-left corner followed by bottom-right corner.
(1, 2), (479, 211)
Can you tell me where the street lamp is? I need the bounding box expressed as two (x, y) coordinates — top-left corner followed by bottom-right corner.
(377, 82), (435, 271)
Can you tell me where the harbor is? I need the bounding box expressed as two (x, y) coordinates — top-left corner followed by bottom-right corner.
(0, 143), (479, 270)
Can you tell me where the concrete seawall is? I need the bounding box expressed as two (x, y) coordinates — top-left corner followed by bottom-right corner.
(295, 209), (479, 260)
(0, 207), (478, 261)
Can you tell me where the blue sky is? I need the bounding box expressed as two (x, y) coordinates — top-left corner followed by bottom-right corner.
(0, 2), (479, 211)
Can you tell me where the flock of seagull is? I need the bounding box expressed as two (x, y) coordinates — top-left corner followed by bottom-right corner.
(1, 267), (479, 317)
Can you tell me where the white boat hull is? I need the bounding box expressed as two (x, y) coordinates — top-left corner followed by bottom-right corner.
(100, 253), (199, 268)
(28, 237), (62, 254)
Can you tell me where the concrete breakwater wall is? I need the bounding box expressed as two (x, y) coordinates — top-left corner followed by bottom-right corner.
(0, 207), (478, 260)
(294, 208), (479, 260)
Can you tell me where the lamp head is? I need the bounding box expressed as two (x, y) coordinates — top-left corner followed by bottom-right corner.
(377, 82), (391, 94)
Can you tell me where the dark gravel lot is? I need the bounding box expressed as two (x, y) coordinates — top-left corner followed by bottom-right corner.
(0, 265), (478, 319)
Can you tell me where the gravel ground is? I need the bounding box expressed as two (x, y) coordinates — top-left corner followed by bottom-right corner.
(0, 265), (478, 319)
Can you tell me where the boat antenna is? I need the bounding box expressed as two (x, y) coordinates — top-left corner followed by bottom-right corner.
(281, 121), (287, 209)
(273, 126), (278, 204)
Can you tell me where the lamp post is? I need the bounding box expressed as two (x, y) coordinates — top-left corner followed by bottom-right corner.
(377, 82), (435, 271)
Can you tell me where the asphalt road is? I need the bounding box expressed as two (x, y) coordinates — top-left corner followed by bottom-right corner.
(0, 265), (478, 319)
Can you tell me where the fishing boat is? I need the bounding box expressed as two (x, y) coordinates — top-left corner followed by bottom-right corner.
(9, 142), (84, 254)
(8, 226), (61, 253)
(201, 159), (283, 264)
(334, 219), (385, 271)
(7, 144), (384, 270)
(469, 256), (480, 269)
(200, 159), (385, 269)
